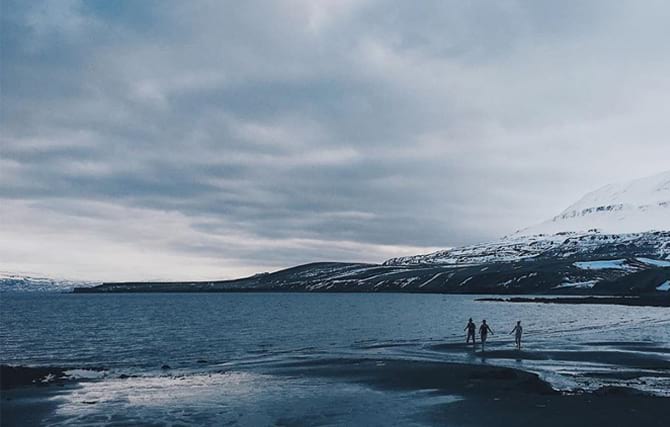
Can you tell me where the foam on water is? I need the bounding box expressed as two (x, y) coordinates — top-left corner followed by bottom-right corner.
(45, 370), (460, 426)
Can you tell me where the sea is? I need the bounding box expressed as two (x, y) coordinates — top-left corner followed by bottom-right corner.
(1, 292), (669, 426)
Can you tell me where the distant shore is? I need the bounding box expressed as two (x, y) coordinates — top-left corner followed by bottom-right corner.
(71, 285), (670, 307)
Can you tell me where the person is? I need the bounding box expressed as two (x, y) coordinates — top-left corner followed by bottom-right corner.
(464, 318), (476, 346)
(479, 320), (494, 352)
(510, 321), (523, 350)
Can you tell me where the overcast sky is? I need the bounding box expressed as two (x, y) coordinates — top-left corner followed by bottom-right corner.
(2, 1), (669, 281)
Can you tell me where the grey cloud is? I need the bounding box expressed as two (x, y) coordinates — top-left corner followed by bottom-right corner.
(2, 0), (670, 279)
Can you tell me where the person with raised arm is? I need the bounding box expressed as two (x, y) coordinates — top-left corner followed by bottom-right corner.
(510, 321), (523, 350)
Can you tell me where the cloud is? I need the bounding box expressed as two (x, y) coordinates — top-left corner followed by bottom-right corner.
(1, 0), (669, 280)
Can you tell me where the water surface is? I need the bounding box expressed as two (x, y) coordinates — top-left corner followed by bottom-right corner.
(2, 293), (669, 425)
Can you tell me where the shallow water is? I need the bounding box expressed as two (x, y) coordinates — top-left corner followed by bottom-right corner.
(2, 293), (669, 425)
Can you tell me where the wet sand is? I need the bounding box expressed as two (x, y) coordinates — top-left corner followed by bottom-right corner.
(427, 340), (670, 369)
(0, 366), (79, 426)
(1, 359), (668, 426)
(441, 347), (670, 369)
(427, 389), (668, 427)
(267, 358), (669, 426)
(0, 365), (70, 389)
(478, 296), (670, 307)
(1, 385), (74, 427)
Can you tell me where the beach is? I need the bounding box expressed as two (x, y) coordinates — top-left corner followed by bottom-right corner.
(2, 356), (669, 426)
(2, 293), (669, 425)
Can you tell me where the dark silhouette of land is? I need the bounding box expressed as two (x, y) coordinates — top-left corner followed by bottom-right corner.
(71, 258), (670, 297)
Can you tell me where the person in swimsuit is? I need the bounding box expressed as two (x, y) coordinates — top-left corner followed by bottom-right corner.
(510, 321), (523, 350)
(479, 320), (494, 352)
(464, 318), (476, 346)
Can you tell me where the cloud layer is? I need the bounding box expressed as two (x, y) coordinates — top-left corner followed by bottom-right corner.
(2, 0), (669, 280)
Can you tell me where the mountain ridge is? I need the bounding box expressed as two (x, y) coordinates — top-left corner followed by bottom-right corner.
(7, 171), (670, 295)
(516, 170), (670, 236)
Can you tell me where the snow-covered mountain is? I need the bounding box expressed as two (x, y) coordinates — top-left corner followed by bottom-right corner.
(518, 170), (670, 236)
(386, 171), (670, 266)
(72, 171), (670, 296)
(383, 230), (670, 266)
(0, 272), (98, 292)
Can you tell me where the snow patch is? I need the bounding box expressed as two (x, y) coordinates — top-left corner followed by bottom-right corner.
(498, 273), (538, 288)
(419, 273), (446, 288)
(636, 257), (670, 268)
(552, 280), (598, 290)
(459, 276), (473, 286)
(573, 259), (632, 271)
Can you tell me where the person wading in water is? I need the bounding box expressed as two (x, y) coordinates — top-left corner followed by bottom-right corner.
(510, 321), (523, 350)
(479, 320), (494, 352)
(464, 318), (476, 347)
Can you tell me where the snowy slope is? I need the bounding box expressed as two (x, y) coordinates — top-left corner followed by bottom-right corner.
(518, 170), (670, 236)
(384, 231), (670, 265)
(385, 171), (670, 266)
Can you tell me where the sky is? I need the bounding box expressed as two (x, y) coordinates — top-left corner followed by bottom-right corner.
(1, 0), (669, 281)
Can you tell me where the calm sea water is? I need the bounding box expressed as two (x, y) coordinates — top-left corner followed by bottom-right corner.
(2, 293), (669, 425)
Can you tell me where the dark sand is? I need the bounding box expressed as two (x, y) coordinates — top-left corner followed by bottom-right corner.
(1, 385), (73, 427)
(0, 365), (69, 389)
(0, 365), (88, 426)
(268, 358), (669, 427)
(427, 390), (668, 427)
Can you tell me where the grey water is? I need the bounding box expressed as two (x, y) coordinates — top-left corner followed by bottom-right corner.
(2, 293), (669, 425)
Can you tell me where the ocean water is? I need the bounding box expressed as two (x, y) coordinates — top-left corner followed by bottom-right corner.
(2, 293), (669, 425)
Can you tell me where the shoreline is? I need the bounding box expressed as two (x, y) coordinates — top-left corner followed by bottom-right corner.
(71, 287), (668, 296)
(0, 366), (83, 426)
(477, 296), (670, 307)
